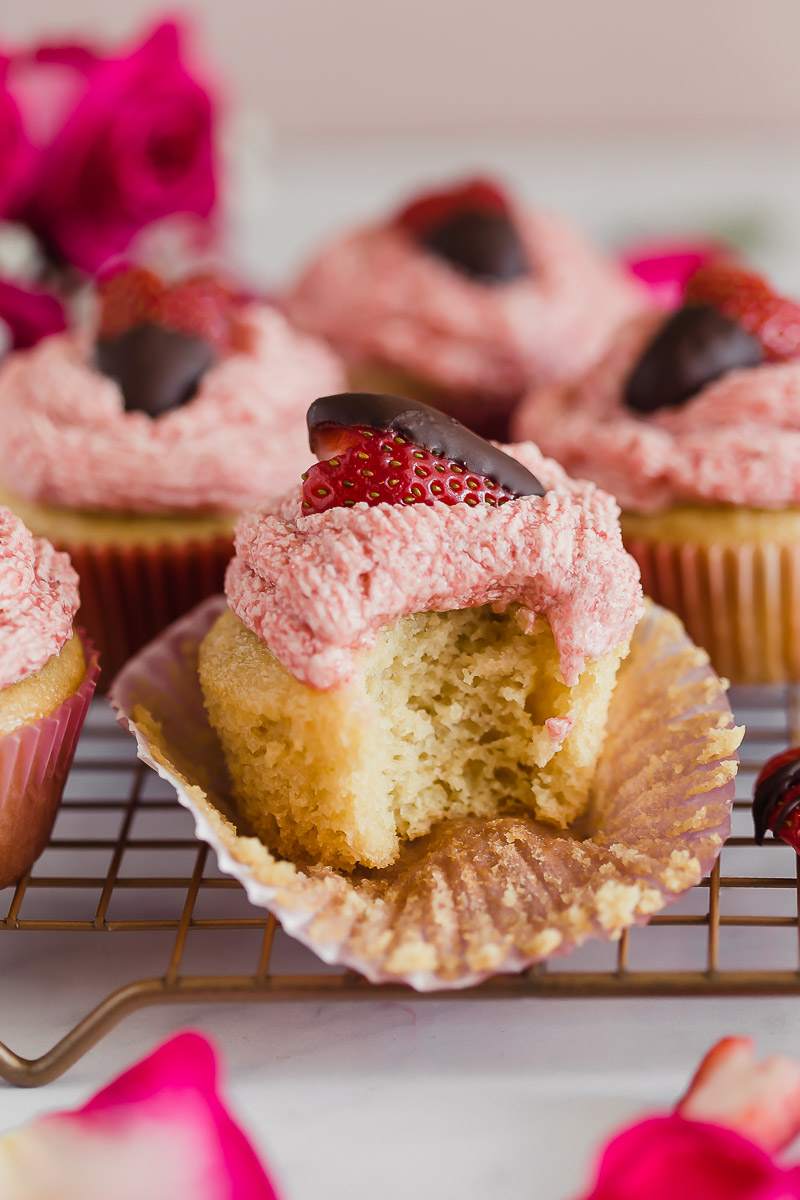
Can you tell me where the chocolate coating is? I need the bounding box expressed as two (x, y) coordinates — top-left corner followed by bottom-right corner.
(419, 210), (529, 284)
(624, 304), (763, 415)
(753, 758), (800, 843)
(307, 393), (545, 497)
(95, 323), (216, 417)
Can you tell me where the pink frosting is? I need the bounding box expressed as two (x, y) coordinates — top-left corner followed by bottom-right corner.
(513, 312), (800, 512)
(0, 506), (80, 690)
(0, 306), (345, 515)
(284, 209), (646, 398)
(225, 444), (643, 691)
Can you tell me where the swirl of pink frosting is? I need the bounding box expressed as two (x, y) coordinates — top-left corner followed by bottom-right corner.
(284, 209), (647, 398)
(513, 311), (800, 513)
(225, 444), (643, 691)
(0, 307), (345, 515)
(0, 506), (80, 690)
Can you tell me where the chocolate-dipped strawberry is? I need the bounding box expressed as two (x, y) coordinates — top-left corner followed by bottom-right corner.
(303, 392), (544, 513)
(94, 267), (237, 417)
(624, 305), (763, 414)
(753, 747), (800, 850)
(624, 264), (800, 415)
(395, 178), (529, 284)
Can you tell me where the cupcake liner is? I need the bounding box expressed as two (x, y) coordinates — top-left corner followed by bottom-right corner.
(60, 534), (233, 688)
(109, 597), (741, 991)
(0, 635), (100, 889)
(625, 534), (800, 685)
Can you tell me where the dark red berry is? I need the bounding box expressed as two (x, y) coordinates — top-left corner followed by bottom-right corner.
(753, 747), (800, 850)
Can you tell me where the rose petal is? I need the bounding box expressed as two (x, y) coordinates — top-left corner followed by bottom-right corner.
(581, 1116), (799, 1200)
(0, 277), (66, 348)
(0, 1032), (279, 1200)
(621, 240), (729, 310)
(678, 1036), (800, 1155)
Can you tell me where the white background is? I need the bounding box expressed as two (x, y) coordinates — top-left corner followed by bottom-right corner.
(4, 0), (800, 136)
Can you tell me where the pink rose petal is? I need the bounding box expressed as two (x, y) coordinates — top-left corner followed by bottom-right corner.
(678, 1036), (800, 1154)
(621, 239), (730, 309)
(581, 1115), (800, 1200)
(0, 1032), (279, 1200)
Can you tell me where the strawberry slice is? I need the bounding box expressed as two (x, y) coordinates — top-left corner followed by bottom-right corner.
(155, 274), (237, 351)
(302, 393), (544, 514)
(302, 426), (516, 514)
(677, 1036), (800, 1153)
(97, 266), (162, 339)
(97, 266), (237, 350)
(394, 176), (513, 238)
(685, 264), (800, 362)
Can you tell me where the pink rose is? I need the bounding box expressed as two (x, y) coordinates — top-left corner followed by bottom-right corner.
(0, 58), (35, 218)
(0, 1032), (279, 1199)
(23, 21), (217, 273)
(0, 277), (65, 349)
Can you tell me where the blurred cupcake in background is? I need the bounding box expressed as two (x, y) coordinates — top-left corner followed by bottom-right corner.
(513, 262), (800, 684)
(0, 265), (344, 683)
(0, 506), (99, 888)
(284, 176), (647, 439)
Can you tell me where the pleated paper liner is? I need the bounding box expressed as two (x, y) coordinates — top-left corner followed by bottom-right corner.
(63, 534), (233, 688)
(0, 634), (100, 888)
(109, 597), (741, 990)
(625, 535), (800, 685)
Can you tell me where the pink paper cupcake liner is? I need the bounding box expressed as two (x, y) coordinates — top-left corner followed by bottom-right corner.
(0, 634), (100, 888)
(625, 534), (800, 685)
(62, 534), (233, 688)
(109, 599), (741, 990)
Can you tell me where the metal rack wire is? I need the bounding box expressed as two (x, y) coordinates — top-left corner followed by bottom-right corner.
(0, 685), (796, 1087)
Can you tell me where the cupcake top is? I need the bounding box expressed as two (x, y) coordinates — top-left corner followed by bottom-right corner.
(284, 177), (646, 399)
(225, 393), (644, 690)
(0, 269), (344, 516)
(513, 264), (800, 513)
(0, 506), (80, 689)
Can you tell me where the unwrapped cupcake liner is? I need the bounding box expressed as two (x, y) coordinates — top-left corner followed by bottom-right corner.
(625, 534), (800, 685)
(0, 635), (100, 889)
(61, 534), (233, 688)
(109, 597), (741, 990)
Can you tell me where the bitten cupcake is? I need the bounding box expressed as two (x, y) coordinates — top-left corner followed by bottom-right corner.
(283, 177), (646, 440)
(0, 266), (344, 681)
(513, 263), (800, 683)
(198, 393), (643, 871)
(0, 506), (99, 887)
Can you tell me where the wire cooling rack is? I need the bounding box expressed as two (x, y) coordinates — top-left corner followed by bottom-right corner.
(0, 685), (796, 1087)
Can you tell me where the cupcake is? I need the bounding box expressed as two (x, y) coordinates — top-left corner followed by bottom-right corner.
(284, 177), (646, 440)
(198, 393), (643, 870)
(512, 262), (800, 684)
(0, 266), (344, 682)
(0, 506), (99, 887)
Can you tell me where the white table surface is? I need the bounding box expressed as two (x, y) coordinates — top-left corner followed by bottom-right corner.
(4, 134), (800, 1199)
